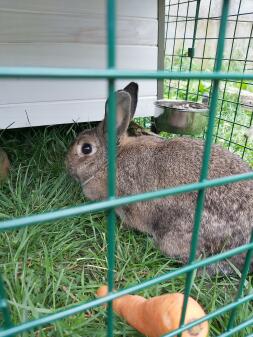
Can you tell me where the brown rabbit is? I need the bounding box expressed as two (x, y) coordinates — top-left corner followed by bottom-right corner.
(66, 82), (253, 275)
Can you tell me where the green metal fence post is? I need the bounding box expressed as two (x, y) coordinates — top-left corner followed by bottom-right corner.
(106, 0), (117, 336)
(178, 1), (230, 335)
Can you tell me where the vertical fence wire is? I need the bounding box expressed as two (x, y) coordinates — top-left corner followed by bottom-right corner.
(158, 0), (166, 99)
(196, 0), (212, 102)
(175, 0), (191, 99)
(226, 22), (253, 151)
(207, 3), (253, 160)
(242, 24), (253, 160)
(178, 1), (230, 335)
(185, 0), (201, 99)
(167, 1), (180, 98)
(226, 230), (253, 331)
(0, 275), (12, 330)
(214, 0), (242, 144)
(164, 2), (172, 56)
(106, 0), (116, 336)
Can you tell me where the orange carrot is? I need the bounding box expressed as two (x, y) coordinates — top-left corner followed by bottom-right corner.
(0, 148), (9, 182)
(97, 285), (208, 337)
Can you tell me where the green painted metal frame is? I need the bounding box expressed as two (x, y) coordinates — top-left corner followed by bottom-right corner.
(0, 0), (253, 336)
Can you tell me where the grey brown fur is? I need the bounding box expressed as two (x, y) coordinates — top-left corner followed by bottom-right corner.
(66, 82), (253, 275)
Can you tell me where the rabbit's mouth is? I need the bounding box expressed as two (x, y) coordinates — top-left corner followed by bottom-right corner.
(66, 160), (100, 184)
(65, 156), (82, 182)
(66, 164), (81, 182)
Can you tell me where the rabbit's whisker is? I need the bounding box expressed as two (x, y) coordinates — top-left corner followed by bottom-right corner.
(82, 175), (95, 187)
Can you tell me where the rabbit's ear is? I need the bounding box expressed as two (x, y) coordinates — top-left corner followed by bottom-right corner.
(104, 90), (132, 138)
(123, 82), (138, 120)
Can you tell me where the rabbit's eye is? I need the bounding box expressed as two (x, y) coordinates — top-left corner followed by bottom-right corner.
(81, 143), (92, 155)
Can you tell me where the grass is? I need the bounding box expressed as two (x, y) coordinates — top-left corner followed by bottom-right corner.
(0, 125), (252, 337)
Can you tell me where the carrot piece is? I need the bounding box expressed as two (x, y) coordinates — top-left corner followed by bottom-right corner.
(97, 285), (208, 337)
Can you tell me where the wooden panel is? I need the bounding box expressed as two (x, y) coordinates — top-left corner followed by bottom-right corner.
(0, 12), (157, 45)
(0, 1), (158, 128)
(0, 0), (157, 18)
(0, 44), (157, 68)
(0, 80), (157, 104)
(0, 96), (156, 129)
(0, 45), (157, 104)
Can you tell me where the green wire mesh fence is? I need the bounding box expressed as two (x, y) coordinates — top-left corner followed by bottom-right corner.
(165, 0), (253, 166)
(0, 0), (253, 336)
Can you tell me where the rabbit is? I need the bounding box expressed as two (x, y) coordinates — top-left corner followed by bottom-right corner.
(0, 147), (10, 182)
(66, 82), (253, 275)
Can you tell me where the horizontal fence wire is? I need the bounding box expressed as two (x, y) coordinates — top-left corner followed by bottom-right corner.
(218, 318), (253, 337)
(166, 55), (253, 63)
(165, 36), (252, 41)
(216, 135), (253, 149)
(167, 85), (253, 109)
(1, 172), (253, 232)
(165, 13), (253, 24)
(0, 68), (253, 80)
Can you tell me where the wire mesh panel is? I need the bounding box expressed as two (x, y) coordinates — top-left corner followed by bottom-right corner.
(165, 0), (253, 166)
(0, 0), (253, 337)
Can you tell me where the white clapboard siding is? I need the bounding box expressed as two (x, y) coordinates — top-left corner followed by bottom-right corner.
(0, 97), (156, 129)
(0, 12), (157, 45)
(0, 1), (158, 129)
(0, 80), (157, 104)
(0, 44), (157, 68)
(0, 0), (157, 19)
(0, 45), (157, 104)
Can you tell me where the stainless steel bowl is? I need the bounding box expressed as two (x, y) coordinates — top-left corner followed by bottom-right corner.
(154, 100), (209, 135)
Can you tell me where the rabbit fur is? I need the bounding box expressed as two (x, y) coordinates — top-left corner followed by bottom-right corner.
(66, 82), (253, 275)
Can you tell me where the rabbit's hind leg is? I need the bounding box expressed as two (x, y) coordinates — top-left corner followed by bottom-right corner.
(152, 226), (192, 264)
(150, 204), (196, 263)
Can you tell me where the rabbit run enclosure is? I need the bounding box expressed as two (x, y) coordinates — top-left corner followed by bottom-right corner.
(0, 0), (253, 337)
(163, 0), (253, 165)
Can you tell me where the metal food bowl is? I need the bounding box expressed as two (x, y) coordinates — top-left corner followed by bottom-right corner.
(154, 100), (209, 135)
